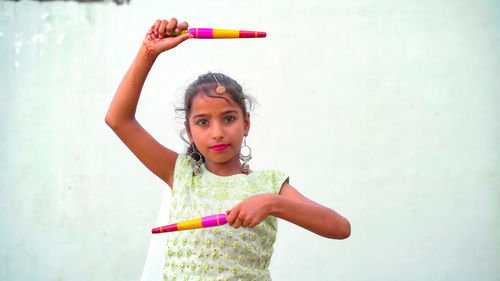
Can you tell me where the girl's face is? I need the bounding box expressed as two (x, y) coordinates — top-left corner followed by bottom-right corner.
(186, 91), (250, 167)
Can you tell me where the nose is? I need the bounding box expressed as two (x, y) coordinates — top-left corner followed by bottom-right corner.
(211, 121), (224, 140)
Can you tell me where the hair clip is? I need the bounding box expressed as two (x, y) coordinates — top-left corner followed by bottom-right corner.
(210, 73), (226, 94)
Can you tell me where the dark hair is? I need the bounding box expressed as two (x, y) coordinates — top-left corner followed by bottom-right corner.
(176, 72), (255, 155)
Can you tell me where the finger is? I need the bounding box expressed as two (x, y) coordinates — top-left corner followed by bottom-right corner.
(227, 208), (238, 225)
(230, 207), (243, 228)
(158, 19), (168, 38)
(232, 216), (243, 229)
(225, 210), (232, 224)
(153, 19), (161, 36)
(147, 26), (154, 40)
(175, 21), (189, 33)
(166, 17), (178, 36)
(248, 220), (259, 229)
(169, 33), (193, 46)
(242, 217), (250, 228)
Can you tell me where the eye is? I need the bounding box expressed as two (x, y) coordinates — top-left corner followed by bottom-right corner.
(196, 119), (208, 126)
(223, 115), (236, 123)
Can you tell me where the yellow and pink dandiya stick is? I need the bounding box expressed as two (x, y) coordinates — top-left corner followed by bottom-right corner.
(152, 212), (228, 234)
(173, 28), (266, 39)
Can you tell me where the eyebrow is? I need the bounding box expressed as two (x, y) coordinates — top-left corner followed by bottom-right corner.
(192, 110), (239, 120)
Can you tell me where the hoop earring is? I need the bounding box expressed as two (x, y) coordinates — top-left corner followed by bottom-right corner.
(239, 137), (252, 173)
(189, 144), (203, 175)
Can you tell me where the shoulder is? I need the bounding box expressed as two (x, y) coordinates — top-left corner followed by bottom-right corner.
(173, 154), (192, 175)
(172, 154), (193, 185)
(250, 169), (289, 194)
(175, 154), (191, 167)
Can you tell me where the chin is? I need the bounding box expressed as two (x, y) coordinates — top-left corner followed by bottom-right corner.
(206, 152), (238, 164)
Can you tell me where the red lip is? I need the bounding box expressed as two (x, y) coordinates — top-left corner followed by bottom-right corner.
(211, 144), (230, 151)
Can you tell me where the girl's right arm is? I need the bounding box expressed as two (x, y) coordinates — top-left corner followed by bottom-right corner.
(105, 18), (193, 188)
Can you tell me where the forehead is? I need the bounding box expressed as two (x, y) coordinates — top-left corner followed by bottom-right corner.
(190, 92), (242, 117)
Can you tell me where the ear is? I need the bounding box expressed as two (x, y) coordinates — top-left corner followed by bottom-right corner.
(243, 112), (251, 136)
(185, 121), (194, 143)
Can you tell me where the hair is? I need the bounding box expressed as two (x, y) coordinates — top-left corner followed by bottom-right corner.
(175, 72), (255, 159)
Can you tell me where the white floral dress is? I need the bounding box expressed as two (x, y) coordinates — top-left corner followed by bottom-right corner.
(162, 154), (289, 281)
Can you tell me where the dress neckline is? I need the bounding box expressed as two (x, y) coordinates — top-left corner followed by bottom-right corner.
(201, 164), (254, 179)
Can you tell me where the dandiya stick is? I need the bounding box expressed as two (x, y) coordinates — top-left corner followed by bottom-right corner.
(152, 212), (228, 234)
(172, 28), (266, 39)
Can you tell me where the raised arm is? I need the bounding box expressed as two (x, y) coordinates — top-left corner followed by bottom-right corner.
(105, 18), (193, 187)
(227, 183), (351, 239)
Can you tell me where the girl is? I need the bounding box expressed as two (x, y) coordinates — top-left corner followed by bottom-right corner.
(106, 18), (350, 280)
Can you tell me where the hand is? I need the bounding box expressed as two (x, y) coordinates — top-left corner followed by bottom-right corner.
(141, 18), (193, 58)
(226, 193), (277, 229)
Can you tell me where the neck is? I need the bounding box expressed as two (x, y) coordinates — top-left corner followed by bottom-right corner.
(204, 157), (243, 177)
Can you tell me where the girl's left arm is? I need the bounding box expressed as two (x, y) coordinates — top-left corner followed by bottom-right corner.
(227, 183), (351, 239)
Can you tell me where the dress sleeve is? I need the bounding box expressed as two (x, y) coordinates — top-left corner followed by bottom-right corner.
(272, 170), (289, 194)
(172, 154), (192, 190)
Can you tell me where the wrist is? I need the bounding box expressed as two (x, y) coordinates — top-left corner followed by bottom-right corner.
(140, 42), (160, 61)
(266, 193), (282, 217)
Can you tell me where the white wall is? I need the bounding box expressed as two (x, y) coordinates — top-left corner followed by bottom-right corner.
(1, 1), (499, 280)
